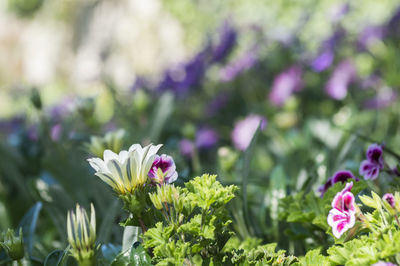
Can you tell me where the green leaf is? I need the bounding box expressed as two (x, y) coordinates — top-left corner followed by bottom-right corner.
(43, 246), (71, 266)
(241, 124), (261, 236)
(122, 226), (141, 253)
(149, 93), (174, 142)
(44, 250), (65, 266)
(129, 243), (151, 266)
(300, 248), (329, 266)
(17, 202), (42, 259)
(111, 242), (151, 266)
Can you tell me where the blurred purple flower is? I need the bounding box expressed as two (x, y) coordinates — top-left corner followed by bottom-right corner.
(364, 89), (397, 109)
(372, 262), (397, 266)
(27, 124), (39, 141)
(329, 3), (350, 23)
(158, 48), (208, 94)
(269, 66), (303, 106)
(50, 124), (62, 142)
(360, 74), (381, 90)
(148, 154), (178, 184)
(212, 20), (237, 63)
(325, 59), (356, 100)
(232, 114), (267, 151)
(386, 7), (400, 38)
(195, 127), (218, 150)
(48, 97), (75, 123)
(179, 139), (194, 158)
(319, 170), (359, 197)
(310, 28), (345, 72)
(131, 76), (150, 91)
(0, 116), (24, 135)
(220, 48), (258, 82)
(357, 25), (384, 50)
(383, 193), (395, 208)
(206, 93), (230, 117)
(359, 144), (384, 180)
(311, 50), (334, 72)
(323, 28), (346, 50)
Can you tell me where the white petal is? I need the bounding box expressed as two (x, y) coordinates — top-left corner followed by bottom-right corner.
(103, 149), (119, 164)
(106, 160), (126, 192)
(88, 157), (108, 173)
(118, 150), (129, 164)
(128, 144), (142, 153)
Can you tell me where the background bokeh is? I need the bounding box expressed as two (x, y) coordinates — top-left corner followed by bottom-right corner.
(1, 0), (400, 262)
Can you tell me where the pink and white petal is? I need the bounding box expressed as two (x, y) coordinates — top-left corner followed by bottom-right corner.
(341, 181), (353, 193)
(342, 192), (355, 212)
(332, 193), (344, 210)
(327, 208), (346, 227)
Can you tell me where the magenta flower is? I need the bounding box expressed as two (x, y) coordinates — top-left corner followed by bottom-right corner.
(327, 182), (356, 238)
(383, 193), (395, 208)
(372, 262), (397, 266)
(319, 170), (359, 197)
(325, 59), (356, 100)
(148, 154), (178, 184)
(231, 115), (267, 151)
(359, 144), (384, 180)
(268, 66), (303, 107)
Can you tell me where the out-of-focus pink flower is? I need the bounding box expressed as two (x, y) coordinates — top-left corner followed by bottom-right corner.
(325, 59), (356, 100)
(372, 262), (397, 266)
(50, 124), (62, 141)
(327, 182), (356, 238)
(195, 127), (218, 150)
(232, 114), (267, 151)
(179, 139), (194, 158)
(219, 48), (258, 82)
(383, 193), (395, 208)
(358, 25), (385, 51)
(148, 154), (178, 184)
(269, 66), (303, 107)
(311, 50), (334, 72)
(364, 89), (397, 109)
(359, 144), (384, 180)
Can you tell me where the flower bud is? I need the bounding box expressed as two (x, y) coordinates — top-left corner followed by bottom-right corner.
(30, 88), (42, 110)
(0, 228), (25, 261)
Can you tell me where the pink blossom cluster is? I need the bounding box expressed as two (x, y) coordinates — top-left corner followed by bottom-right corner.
(327, 182), (356, 238)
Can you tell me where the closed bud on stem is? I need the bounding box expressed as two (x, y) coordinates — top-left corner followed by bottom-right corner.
(67, 203), (97, 266)
(0, 228), (24, 261)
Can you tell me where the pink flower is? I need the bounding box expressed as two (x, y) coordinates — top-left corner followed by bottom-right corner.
(325, 59), (356, 100)
(231, 114), (267, 151)
(327, 182), (356, 238)
(148, 154), (178, 184)
(268, 66), (303, 106)
(383, 193), (395, 208)
(359, 144), (384, 180)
